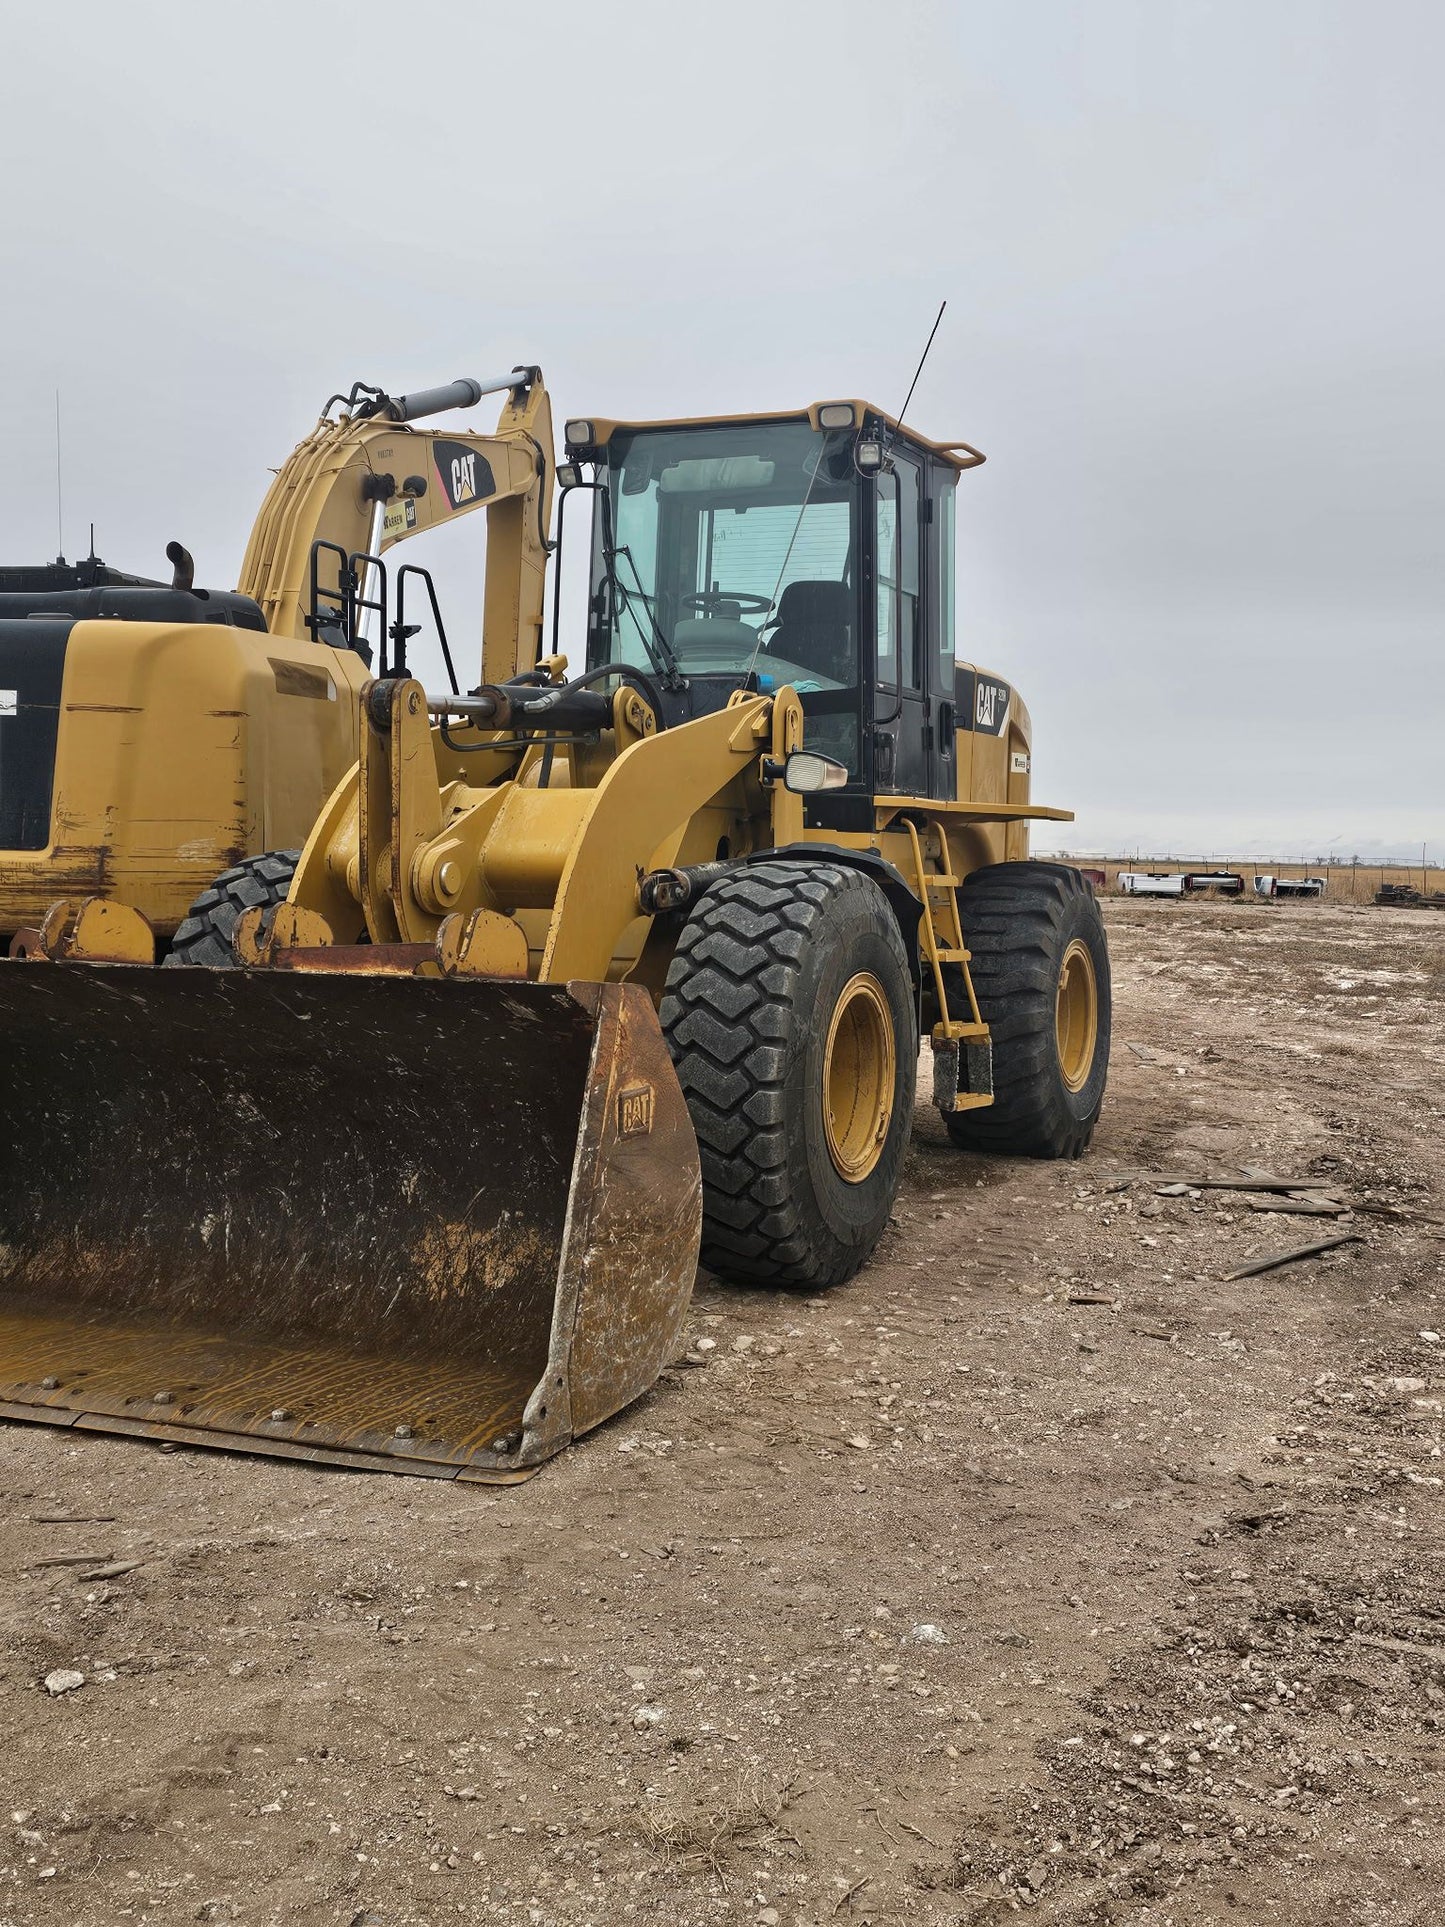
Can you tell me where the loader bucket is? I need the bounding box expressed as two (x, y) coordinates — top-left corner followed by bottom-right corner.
(0, 962), (700, 1481)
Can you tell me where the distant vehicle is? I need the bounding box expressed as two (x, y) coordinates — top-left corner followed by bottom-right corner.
(1254, 874), (1327, 899)
(1117, 870), (1244, 899)
(1077, 866), (1108, 890)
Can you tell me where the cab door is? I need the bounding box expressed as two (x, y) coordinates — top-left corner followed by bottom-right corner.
(873, 451), (929, 794)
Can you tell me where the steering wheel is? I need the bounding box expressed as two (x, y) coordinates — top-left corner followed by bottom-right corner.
(682, 590), (773, 616)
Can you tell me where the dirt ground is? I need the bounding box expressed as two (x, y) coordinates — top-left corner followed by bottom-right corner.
(2, 898), (1442, 1927)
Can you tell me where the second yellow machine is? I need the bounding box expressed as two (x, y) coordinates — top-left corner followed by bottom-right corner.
(0, 393), (1110, 1483)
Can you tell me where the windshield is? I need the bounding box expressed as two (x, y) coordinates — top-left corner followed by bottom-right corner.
(589, 420), (861, 773)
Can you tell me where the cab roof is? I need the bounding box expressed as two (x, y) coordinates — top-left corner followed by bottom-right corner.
(565, 403), (985, 473)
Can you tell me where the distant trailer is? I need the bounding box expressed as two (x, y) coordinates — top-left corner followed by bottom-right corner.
(1254, 875), (1327, 899)
(1117, 871), (1244, 898)
(1077, 867), (1108, 890)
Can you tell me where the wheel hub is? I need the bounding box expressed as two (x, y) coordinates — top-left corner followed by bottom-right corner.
(1055, 938), (1098, 1092)
(822, 972), (896, 1182)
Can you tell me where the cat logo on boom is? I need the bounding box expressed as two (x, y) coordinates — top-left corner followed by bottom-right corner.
(451, 452), (480, 504)
(432, 440), (497, 514)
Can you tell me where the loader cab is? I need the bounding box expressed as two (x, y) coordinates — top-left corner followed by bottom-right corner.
(568, 404), (979, 828)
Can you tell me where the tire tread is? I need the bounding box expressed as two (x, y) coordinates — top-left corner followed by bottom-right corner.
(661, 862), (912, 1289)
(164, 850), (301, 967)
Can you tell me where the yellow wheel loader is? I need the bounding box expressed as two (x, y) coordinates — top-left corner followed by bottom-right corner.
(0, 398), (1110, 1483)
(0, 368), (553, 946)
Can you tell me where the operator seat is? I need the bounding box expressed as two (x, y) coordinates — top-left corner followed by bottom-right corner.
(763, 580), (851, 682)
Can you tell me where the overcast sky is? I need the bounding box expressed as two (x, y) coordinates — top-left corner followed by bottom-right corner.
(2, 0), (1440, 859)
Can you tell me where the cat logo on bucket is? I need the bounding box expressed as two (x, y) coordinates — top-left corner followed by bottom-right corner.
(617, 1084), (655, 1139)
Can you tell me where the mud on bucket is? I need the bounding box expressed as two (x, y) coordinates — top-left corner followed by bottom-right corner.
(0, 961), (700, 1480)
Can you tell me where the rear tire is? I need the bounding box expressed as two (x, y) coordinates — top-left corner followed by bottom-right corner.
(163, 851), (300, 968)
(945, 861), (1110, 1158)
(661, 862), (917, 1291)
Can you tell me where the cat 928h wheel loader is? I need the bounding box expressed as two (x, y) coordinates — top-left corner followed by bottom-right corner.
(0, 366), (553, 943)
(0, 398), (1110, 1483)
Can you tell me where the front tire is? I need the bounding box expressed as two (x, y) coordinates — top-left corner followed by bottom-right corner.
(945, 861), (1110, 1158)
(661, 862), (917, 1290)
(163, 851), (300, 967)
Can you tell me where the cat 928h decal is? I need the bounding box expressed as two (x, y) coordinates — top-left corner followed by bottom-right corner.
(953, 667), (1011, 736)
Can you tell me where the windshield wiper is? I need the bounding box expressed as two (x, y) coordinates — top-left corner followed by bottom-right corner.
(605, 544), (685, 688)
(597, 492), (683, 687)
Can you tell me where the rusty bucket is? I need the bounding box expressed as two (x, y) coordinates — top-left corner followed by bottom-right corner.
(0, 960), (699, 1480)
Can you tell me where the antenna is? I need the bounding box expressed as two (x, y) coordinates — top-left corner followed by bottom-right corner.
(54, 389), (65, 563)
(895, 299), (947, 429)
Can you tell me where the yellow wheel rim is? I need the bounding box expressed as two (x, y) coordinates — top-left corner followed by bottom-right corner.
(822, 972), (896, 1182)
(1056, 938), (1098, 1093)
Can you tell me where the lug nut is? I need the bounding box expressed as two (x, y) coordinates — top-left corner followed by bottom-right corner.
(40, 1376), (59, 1391)
(270, 1408), (292, 1424)
(394, 1424), (414, 1440)
(153, 1390), (173, 1405)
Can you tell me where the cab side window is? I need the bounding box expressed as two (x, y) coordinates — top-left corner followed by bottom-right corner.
(874, 458), (922, 694)
(875, 471), (898, 687)
(936, 470), (956, 682)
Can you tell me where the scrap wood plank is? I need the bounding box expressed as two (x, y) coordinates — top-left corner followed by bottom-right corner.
(1247, 1196), (1350, 1218)
(1225, 1234), (1364, 1281)
(1159, 1176), (1344, 1193)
